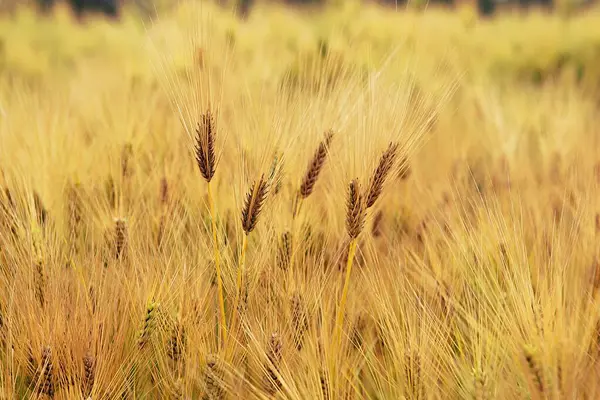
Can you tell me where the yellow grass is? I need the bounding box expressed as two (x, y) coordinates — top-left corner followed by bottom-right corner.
(2, 1), (600, 398)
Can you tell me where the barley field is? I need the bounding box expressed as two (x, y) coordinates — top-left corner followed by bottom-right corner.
(2, 1), (600, 399)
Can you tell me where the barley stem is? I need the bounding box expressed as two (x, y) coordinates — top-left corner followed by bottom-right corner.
(289, 195), (303, 274)
(227, 234), (248, 353)
(208, 181), (227, 348)
(333, 238), (358, 357)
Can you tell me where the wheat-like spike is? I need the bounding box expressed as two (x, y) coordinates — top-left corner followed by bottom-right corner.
(350, 313), (368, 350)
(405, 349), (423, 400)
(268, 152), (284, 196)
(66, 181), (83, 238)
(121, 143), (133, 179)
(277, 231), (292, 270)
(291, 292), (308, 351)
(114, 218), (128, 260)
(241, 175), (268, 234)
(172, 377), (184, 400)
(299, 130), (334, 198)
(264, 332), (283, 394)
(82, 352), (95, 397)
(523, 345), (545, 397)
(371, 210), (384, 238)
(591, 258), (600, 298)
(366, 142), (399, 208)
(138, 301), (158, 349)
(34, 258), (45, 308)
(39, 346), (55, 398)
(105, 175), (116, 210)
(472, 367), (489, 400)
(32, 227), (46, 307)
(160, 176), (169, 205)
(320, 369), (330, 400)
(346, 179), (366, 239)
(3, 187), (14, 208)
(204, 354), (225, 400)
(167, 321), (186, 362)
(195, 111), (217, 183)
(33, 191), (48, 226)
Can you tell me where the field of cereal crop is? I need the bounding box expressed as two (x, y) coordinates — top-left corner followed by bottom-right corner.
(2, 1), (600, 398)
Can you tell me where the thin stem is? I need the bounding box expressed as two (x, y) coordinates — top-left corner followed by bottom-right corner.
(333, 238), (358, 356)
(289, 195), (303, 274)
(227, 233), (248, 354)
(208, 181), (227, 348)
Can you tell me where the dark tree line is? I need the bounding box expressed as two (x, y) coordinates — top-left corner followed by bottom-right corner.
(38, 0), (119, 18)
(33, 0), (563, 21)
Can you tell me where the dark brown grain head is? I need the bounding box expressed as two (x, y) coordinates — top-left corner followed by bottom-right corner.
(105, 175), (116, 210)
(592, 258), (600, 298)
(346, 179), (366, 239)
(299, 130), (334, 198)
(290, 292), (308, 351)
(320, 369), (330, 400)
(204, 353), (225, 400)
(277, 231), (292, 270)
(195, 111), (217, 183)
(167, 321), (186, 362)
(40, 345), (55, 397)
(160, 176), (169, 205)
(114, 218), (128, 260)
(268, 332), (283, 365)
(265, 332), (283, 394)
(33, 191), (48, 226)
(372, 210), (384, 238)
(241, 175), (269, 234)
(523, 345), (545, 396)
(366, 142), (399, 209)
(82, 352), (95, 396)
(121, 143), (134, 179)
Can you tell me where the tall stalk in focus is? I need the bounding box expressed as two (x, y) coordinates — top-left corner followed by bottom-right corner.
(195, 111), (227, 349)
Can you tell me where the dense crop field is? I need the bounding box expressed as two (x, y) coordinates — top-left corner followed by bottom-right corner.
(2, 2), (600, 398)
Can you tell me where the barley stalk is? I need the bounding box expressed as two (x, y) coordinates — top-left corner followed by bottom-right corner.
(365, 142), (399, 209)
(208, 181), (227, 348)
(195, 110), (227, 349)
(291, 130), (334, 271)
(333, 179), (366, 370)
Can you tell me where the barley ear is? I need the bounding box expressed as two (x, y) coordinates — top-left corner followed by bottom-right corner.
(241, 175), (269, 235)
(346, 179), (366, 239)
(204, 354), (225, 400)
(82, 352), (95, 397)
(39, 346), (55, 398)
(366, 142), (399, 209)
(195, 111), (217, 183)
(138, 300), (159, 349)
(299, 130), (334, 198)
